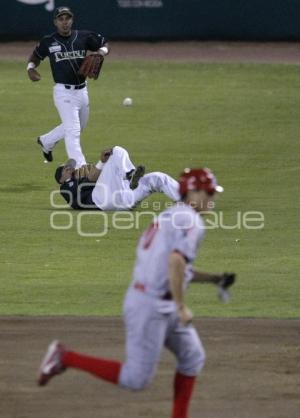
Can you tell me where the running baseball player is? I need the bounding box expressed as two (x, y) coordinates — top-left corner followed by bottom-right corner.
(27, 6), (110, 168)
(55, 145), (180, 210)
(37, 167), (236, 418)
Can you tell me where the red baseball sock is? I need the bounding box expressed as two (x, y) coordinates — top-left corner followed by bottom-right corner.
(62, 351), (121, 384)
(171, 372), (196, 418)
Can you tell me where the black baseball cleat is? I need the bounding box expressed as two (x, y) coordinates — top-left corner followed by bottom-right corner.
(126, 169), (135, 180)
(129, 165), (145, 190)
(37, 137), (53, 162)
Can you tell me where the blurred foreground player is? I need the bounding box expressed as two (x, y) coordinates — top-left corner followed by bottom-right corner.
(37, 167), (236, 418)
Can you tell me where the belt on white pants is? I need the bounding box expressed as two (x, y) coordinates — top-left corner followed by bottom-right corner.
(60, 83), (86, 90)
(133, 282), (173, 300)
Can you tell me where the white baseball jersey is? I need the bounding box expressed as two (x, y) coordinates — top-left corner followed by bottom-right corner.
(119, 202), (206, 388)
(132, 203), (205, 298)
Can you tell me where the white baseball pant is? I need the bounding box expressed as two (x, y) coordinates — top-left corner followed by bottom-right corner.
(39, 84), (89, 168)
(119, 287), (206, 390)
(91, 146), (180, 210)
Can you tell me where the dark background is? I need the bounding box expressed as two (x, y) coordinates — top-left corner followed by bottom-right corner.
(2, 0), (300, 41)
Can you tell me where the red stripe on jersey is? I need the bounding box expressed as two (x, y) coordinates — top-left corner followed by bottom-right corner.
(142, 221), (159, 249)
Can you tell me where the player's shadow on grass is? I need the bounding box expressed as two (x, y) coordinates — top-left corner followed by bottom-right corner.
(0, 183), (45, 193)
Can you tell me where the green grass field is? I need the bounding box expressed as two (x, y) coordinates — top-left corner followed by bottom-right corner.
(0, 60), (299, 317)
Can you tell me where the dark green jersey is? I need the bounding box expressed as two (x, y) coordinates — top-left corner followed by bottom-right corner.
(34, 30), (106, 85)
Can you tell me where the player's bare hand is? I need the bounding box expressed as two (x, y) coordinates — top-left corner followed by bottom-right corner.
(100, 148), (113, 163)
(177, 304), (193, 326)
(28, 68), (41, 82)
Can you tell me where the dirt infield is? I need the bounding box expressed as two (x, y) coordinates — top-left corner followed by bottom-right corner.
(1, 41), (300, 63)
(1, 317), (299, 418)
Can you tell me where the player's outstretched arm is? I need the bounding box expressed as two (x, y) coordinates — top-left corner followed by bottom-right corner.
(192, 270), (236, 303)
(27, 53), (41, 82)
(192, 270), (236, 286)
(169, 251), (193, 325)
(191, 270), (223, 284)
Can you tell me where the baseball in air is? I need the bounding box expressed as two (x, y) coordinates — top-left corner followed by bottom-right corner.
(123, 97), (133, 106)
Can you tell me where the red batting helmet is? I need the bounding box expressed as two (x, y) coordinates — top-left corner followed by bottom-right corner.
(179, 168), (224, 197)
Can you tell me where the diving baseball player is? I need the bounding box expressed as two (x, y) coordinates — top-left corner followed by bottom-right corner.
(55, 145), (180, 210)
(27, 6), (110, 168)
(37, 167), (236, 418)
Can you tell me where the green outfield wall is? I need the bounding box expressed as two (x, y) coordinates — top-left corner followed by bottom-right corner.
(2, 0), (300, 40)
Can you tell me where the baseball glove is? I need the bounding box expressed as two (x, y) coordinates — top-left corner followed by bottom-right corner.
(220, 272), (236, 289)
(218, 272), (236, 303)
(75, 165), (91, 180)
(74, 164), (101, 182)
(78, 53), (104, 80)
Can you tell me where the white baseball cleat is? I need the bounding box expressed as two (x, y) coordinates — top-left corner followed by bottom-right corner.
(37, 340), (66, 386)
